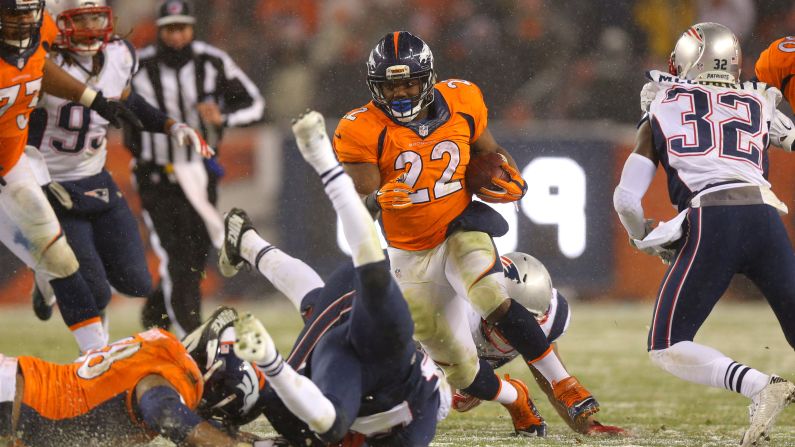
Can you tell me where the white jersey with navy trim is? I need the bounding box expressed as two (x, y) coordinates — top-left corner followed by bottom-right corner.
(646, 70), (781, 208)
(470, 290), (570, 368)
(35, 40), (137, 182)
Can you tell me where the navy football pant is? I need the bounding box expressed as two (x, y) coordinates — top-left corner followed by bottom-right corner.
(649, 205), (795, 350)
(49, 172), (151, 312)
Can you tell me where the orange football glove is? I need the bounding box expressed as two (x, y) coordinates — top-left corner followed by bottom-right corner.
(477, 160), (528, 204)
(376, 174), (414, 210)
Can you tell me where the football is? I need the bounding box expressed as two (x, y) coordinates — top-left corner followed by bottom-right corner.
(465, 152), (510, 194)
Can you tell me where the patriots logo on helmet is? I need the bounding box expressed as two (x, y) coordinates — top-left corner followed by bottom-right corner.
(501, 256), (521, 285)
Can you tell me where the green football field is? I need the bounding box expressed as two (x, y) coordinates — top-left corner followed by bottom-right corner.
(2, 297), (795, 447)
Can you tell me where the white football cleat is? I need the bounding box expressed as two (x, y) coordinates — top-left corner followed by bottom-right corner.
(291, 110), (338, 174)
(741, 375), (795, 447)
(218, 208), (255, 278)
(234, 313), (278, 366)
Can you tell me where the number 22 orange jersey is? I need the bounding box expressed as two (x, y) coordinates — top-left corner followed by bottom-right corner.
(334, 79), (488, 251)
(0, 11), (57, 175)
(755, 37), (795, 112)
(16, 328), (203, 446)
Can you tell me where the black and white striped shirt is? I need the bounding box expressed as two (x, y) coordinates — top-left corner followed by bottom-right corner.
(127, 40), (264, 165)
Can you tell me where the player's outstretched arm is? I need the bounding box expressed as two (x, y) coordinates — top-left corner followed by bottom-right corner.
(292, 110), (384, 267)
(120, 87), (214, 158)
(42, 59), (142, 130)
(613, 121), (657, 241)
(135, 375), (241, 447)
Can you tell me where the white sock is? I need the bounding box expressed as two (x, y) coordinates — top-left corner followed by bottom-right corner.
(257, 353), (337, 434)
(530, 348), (570, 384)
(241, 230), (324, 310)
(494, 378), (519, 404)
(71, 319), (108, 353)
(321, 165), (384, 267)
(650, 341), (770, 398)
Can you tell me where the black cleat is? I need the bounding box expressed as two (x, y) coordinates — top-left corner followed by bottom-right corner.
(219, 208), (256, 278)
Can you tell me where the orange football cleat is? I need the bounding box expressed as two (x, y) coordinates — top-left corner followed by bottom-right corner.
(553, 376), (600, 424)
(502, 375), (546, 437)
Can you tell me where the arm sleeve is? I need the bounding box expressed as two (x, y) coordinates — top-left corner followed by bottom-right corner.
(138, 386), (203, 444)
(217, 51), (265, 127)
(613, 153), (656, 239)
(123, 92), (169, 133)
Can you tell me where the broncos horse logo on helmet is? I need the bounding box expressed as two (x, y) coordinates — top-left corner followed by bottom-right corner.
(366, 31), (436, 122)
(0, 0), (44, 58)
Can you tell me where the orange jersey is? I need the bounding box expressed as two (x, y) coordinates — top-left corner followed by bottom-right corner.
(755, 37), (795, 112)
(0, 12), (57, 175)
(16, 328), (202, 446)
(334, 79), (488, 250)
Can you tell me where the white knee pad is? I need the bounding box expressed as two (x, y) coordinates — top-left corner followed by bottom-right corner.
(0, 355), (18, 404)
(37, 235), (79, 279)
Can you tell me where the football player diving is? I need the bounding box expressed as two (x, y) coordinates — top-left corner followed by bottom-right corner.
(203, 109), (449, 446)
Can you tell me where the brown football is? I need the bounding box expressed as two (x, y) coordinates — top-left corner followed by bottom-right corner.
(465, 152), (509, 193)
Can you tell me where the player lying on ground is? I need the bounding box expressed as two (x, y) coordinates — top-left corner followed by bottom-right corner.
(207, 109), (448, 446)
(615, 22), (795, 447)
(451, 252), (624, 436)
(0, 317), (258, 447)
(28, 0), (212, 350)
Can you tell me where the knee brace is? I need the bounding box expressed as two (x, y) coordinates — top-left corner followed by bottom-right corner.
(37, 235), (79, 279)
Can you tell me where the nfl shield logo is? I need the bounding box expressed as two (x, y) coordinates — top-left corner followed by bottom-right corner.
(419, 124), (429, 137)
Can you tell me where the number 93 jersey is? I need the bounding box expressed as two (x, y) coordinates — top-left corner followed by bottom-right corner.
(16, 328), (202, 447)
(644, 70), (781, 211)
(0, 12), (57, 176)
(334, 79), (488, 251)
(29, 39), (138, 182)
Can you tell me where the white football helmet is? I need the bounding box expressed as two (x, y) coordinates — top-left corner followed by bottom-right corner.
(47, 0), (112, 56)
(500, 252), (553, 316)
(668, 22), (741, 83)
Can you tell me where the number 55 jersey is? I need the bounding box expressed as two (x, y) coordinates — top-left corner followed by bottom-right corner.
(14, 328), (202, 447)
(28, 38), (138, 182)
(643, 70), (783, 211)
(333, 79), (488, 251)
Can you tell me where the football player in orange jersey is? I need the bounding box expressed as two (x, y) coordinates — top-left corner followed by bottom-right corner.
(755, 36), (795, 113)
(332, 31), (600, 436)
(0, 0), (143, 354)
(0, 307), (259, 447)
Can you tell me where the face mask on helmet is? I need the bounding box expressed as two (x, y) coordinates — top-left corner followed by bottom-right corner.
(366, 31), (436, 123)
(668, 22), (741, 84)
(54, 4), (113, 56)
(0, 0), (44, 55)
(198, 346), (264, 427)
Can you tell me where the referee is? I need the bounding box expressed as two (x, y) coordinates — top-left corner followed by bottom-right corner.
(126, 0), (265, 336)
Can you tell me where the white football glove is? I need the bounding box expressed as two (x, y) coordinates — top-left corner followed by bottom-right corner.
(640, 81), (661, 112)
(629, 219), (677, 265)
(169, 122), (215, 158)
(769, 110), (795, 151)
(291, 109), (338, 174)
(234, 313), (279, 366)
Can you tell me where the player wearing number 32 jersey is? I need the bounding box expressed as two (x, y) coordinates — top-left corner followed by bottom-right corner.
(615, 22), (795, 447)
(334, 31), (600, 437)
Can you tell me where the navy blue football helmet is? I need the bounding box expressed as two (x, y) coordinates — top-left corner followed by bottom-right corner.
(0, 0), (44, 56)
(198, 344), (264, 427)
(366, 31), (436, 122)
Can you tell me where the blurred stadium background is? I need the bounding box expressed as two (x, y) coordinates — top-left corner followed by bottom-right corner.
(2, 1), (795, 330)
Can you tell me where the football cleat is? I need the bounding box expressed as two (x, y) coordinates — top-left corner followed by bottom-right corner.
(552, 376), (600, 424)
(502, 375), (546, 437)
(218, 208), (256, 278)
(182, 306), (238, 381)
(31, 279), (55, 321)
(741, 375), (795, 447)
(291, 110), (337, 174)
(452, 391), (482, 412)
